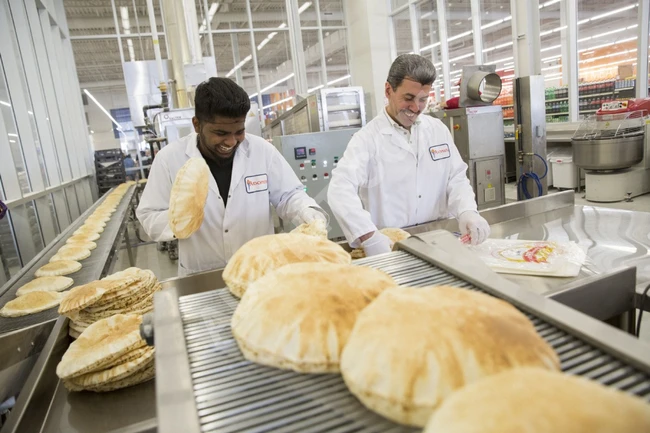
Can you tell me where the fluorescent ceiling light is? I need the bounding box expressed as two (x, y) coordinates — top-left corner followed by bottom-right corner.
(580, 36), (637, 53)
(263, 96), (293, 110)
(298, 2), (312, 14)
(542, 64), (562, 71)
(327, 74), (351, 86)
(199, 2), (220, 33)
(579, 57), (636, 73)
(542, 54), (562, 62)
(0, 100), (10, 107)
(260, 73), (295, 93)
(419, 42), (441, 52)
(540, 44), (561, 53)
(579, 49), (636, 64)
(9, 140), (15, 143)
(540, 25), (567, 37)
(448, 30), (472, 42)
(91, 130), (94, 134)
(83, 89), (123, 131)
(420, 11), (433, 19)
(588, 4), (637, 23)
(8, 133), (18, 137)
(539, 0), (562, 9)
(308, 84), (325, 93)
(226, 54), (253, 77)
(449, 52), (474, 62)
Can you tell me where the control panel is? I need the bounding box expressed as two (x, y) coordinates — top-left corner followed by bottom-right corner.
(273, 129), (359, 240)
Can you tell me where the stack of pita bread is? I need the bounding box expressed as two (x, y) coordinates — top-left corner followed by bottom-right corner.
(59, 267), (161, 339)
(56, 314), (155, 392)
(0, 182), (135, 318)
(350, 227), (411, 259)
(223, 233), (351, 298)
(168, 157), (209, 239)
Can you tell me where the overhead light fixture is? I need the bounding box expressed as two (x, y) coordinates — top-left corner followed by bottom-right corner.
(199, 2), (220, 33)
(0, 100), (10, 107)
(448, 30), (472, 43)
(586, 4), (637, 23)
(419, 42), (441, 52)
(261, 73), (295, 93)
(327, 74), (351, 86)
(120, 6), (135, 62)
(298, 2), (312, 14)
(420, 11), (433, 19)
(226, 54), (253, 77)
(540, 44), (562, 53)
(580, 36), (637, 53)
(263, 96), (293, 110)
(449, 52), (474, 62)
(257, 32), (278, 50)
(9, 140), (16, 143)
(91, 130), (95, 134)
(308, 84), (325, 93)
(8, 133), (18, 137)
(539, 0), (562, 9)
(83, 89), (123, 131)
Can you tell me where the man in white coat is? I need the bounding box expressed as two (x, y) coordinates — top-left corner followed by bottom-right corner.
(328, 54), (490, 256)
(137, 77), (327, 276)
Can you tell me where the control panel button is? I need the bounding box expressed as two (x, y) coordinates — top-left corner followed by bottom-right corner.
(324, 173), (329, 179)
(311, 159), (317, 168)
(299, 163), (305, 170)
(309, 148), (316, 156)
(300, 176), (307, 183)
(322, 160), (328, 167)
(312, 174), (318, 181)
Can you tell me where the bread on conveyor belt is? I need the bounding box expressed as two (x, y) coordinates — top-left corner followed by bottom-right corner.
(424, 368), (650, 432)
(73, 225), (105, 236)
(350, 227), (411, 259)
(290, 219), (328, 239)
(231, 263), (397, 373)
(0, 291), (65, 317)
(15, 276), (74, 296)
(340, 286), (560, 427)
(56, 314), (146, 380)
(66, 232), (100, 243)
(59, 277), (137, 315)
(49, 246), (91, 262)
(224, 233), (352, 298)
(59, 240), (97, 252)
(168, 157), (210, 239)
(35, 260), (82, 277)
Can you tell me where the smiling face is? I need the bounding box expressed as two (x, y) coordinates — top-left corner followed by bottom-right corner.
(193, 115), (246, 161)
(385, 78), (432, 130)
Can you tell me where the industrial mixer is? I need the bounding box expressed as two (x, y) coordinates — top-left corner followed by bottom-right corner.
(572, 111), (650, 202)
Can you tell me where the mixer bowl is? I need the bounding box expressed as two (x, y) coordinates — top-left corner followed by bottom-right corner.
(572, 134), (644, 171)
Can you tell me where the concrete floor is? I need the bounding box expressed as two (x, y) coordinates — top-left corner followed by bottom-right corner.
(114, 192), (650, 343)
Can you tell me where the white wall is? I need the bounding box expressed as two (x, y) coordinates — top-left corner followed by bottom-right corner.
(84, 87), (129, 151)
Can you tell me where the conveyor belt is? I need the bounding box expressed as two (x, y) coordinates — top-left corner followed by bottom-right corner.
(0, 186), (135, 335)
(177, 251), (650, 433)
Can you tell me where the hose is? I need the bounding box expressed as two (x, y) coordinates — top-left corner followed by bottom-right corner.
(518, 153), (548, 200)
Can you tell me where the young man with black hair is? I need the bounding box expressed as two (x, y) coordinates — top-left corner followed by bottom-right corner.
(328, 54), (490, 256)
(137, 77), (327, 276)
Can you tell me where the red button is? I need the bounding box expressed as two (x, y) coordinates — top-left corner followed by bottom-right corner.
(487, 170), (491, 175)
(300, 163), (304, 167)
(324, 173), (329, 176)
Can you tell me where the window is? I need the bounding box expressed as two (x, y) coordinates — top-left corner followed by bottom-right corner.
(392, 9), (413, 56)
(445, 0), (473, 97)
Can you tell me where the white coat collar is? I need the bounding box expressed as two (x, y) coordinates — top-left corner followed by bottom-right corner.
(184, 132), (252, 196)
(379, 108), (419, 157)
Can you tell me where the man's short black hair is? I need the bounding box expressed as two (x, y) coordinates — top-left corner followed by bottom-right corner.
(386, 54), (437, 90)
(195, 77), (251, 122)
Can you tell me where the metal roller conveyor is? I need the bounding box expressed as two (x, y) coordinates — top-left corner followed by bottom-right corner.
(155, 231), (650, 433)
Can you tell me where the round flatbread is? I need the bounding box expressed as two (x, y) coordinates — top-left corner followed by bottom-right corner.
(35, 260), (82, 277)
(232, 263), (397, 373)
(50, 246), (91, 263)
(168, 157), (210, 239)
(59, 277), (138, 315)
(425, 368), (650, 433)
(351, 227), (411, 259)
(65, 347), (154, 388)
(341, 286), (560, 427)
(0, 291), (64, 317)
(56, 314), (145, 379)
(67, 233), (100, 243)
(290, 219), (328, 239)
(74, 226), (104, 236)
(60, 241), (97, 252)
(224, 233), (351, 298)
(16, 276), (74, 296)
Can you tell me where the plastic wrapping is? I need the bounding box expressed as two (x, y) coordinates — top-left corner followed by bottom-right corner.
(469, 239), (587, 277)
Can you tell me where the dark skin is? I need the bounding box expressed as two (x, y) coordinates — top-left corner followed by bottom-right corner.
(192, 115), (246, 161)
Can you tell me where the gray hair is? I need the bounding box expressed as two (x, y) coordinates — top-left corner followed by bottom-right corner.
(386, 54), (437, 89)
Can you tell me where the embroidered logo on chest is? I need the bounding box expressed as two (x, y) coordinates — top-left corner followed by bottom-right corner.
(245, 173), (268, 193)
(429, 144), (451, 161)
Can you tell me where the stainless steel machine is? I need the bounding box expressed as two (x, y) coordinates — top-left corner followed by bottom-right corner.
(273, 129), (358, 240)
(263, 87), (366, 141)
(572, 112), (650, 202)
(432, 65), (506, 210)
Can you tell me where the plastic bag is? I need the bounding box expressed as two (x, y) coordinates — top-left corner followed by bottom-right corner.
(469, 239), (586, 277)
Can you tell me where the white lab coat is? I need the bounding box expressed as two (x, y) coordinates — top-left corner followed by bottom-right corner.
(328, 109), (477, 247)
(137, 132), (323, 276)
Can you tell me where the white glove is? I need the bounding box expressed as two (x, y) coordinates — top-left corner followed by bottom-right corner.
(361, 231), (393, 256)
(299, 207), (328, 224)
(458, 211), (490, 246)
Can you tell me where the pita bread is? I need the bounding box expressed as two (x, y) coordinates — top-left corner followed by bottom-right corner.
(351, 227), (411, 259)
(232, 263), (397, 373)
(425, 368), (650, 433)
(50, 247), (91, 262)
(74, 227), (104, 237)
(168, 157), (210, 239)
(59, 278), (137, 315)
(60, 241), (97, 252)
(67, 233), (100, 243)
(0, 291), (64, 317)
(65, 363), (154, 393)
(69, 328), (81, 339)
(56, 314), (145, 379)
(224, 233), (351, 298)
(86, 216), (110, 224)
(340, 286), (560, 427)
(65, 347), (154, 387)
(35, 260), (82, 277)
(290, 219), (328, 238)
(16, 276), (74, 296)
(137, 179), (147, 184)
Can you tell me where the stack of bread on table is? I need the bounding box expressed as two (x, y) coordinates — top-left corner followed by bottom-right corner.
(224, 222), (650, 431)
(0, 182), (135, 318)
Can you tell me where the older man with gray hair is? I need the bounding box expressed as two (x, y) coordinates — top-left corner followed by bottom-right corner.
(328, 54), (490, 256)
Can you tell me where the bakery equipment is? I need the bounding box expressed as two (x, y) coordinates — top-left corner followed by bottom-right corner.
(273, 129), (359, 240)
(262, 87), (366, 141)
(572, 111), (650, 202)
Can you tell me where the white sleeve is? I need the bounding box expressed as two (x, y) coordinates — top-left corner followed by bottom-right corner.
(444, 129), (478, 218)
(268, 148), (326, 225)
(135, 155), (176, 242)
(327, 133), (378, 247)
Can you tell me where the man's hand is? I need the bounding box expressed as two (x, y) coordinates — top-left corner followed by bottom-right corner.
(458, 211), (490, 245)
(299, 207), (328, 224)
(360, 231), (392, 256)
